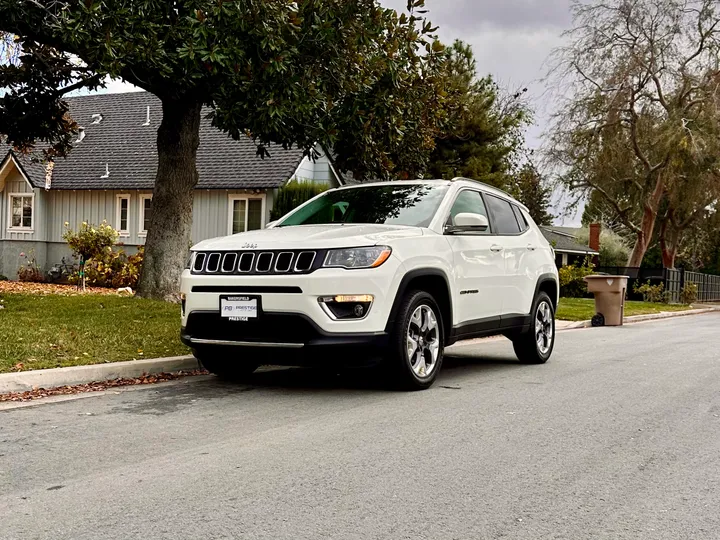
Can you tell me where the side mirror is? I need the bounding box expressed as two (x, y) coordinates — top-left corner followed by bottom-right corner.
(445, 213), (489, 234)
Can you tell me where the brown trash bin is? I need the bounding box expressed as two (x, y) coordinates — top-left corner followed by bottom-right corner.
(583, 275), (629, 326)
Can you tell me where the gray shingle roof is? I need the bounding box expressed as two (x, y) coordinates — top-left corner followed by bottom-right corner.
(541, 227), (598, 254)
(3, 91), (305, 190)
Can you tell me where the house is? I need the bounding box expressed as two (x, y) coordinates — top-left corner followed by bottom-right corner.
(0, 91), (342, 279)
(540, 225), (599, 267)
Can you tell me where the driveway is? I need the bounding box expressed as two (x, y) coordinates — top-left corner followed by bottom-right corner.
(1, 314), (719, 539)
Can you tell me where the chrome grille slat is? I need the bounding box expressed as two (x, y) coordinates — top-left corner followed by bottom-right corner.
(190, 250), (319, 276)
(255, 252), (274, 273)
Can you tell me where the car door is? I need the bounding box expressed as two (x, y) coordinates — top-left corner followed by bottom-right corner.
(444, 189), (506, 333)
(484, 195), (534, 318)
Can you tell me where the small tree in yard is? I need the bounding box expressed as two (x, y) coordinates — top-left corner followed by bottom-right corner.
(63, 221), (118, 291)
(1, 0), (455, 301)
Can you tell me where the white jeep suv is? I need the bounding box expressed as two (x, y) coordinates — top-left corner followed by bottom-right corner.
(181, 178), (558, 389)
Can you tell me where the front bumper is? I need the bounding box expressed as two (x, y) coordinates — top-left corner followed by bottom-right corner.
(180, 258), (404, 354)
(180, 311), (389, 365)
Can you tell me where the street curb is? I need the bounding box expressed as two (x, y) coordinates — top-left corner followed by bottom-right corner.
(0, 355), (199, 394)
(558, 306), (720, 330)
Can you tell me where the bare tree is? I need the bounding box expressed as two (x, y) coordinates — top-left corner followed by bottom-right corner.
(546, 0), (720, 267)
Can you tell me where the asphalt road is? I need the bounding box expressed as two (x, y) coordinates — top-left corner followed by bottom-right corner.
(1, 314), (720, 540)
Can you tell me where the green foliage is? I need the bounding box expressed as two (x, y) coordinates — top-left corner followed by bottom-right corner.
(0, 0), (453, 180)
(0, 275), (8, 281)
(71, 247), (144, 289)
(507, 163), (554, 225)
(270, 182), (329, 221)
(633, 280), (669, 304)
(426, 41), (531, 186)
(62, 221), (119, 263)
(679, 283), (698, 305)
(575, 227), (631, 267)
(17, 250), (44, 283)
(558, 258), (595, 298)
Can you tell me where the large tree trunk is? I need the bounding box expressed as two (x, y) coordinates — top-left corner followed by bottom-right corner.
(660, 217), (682, 269)
(136, 98), (202, 301)
(626, 176), (664, 267)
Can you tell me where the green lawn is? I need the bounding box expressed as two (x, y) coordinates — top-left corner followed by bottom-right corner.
(0, 294), (189, 373)
(557, 297), (692, 322)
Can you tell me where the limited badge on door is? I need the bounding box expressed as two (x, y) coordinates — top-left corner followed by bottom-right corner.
(220, 296), (259, 321)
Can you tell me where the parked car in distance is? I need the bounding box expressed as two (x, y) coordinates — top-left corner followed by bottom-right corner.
(181, 178), (559, 390)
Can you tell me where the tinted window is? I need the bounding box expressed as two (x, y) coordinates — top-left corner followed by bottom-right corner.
(512, 205), (529, 232)
(447, 190), (490, 234)
(486, 195), (521, 234)
(278, 184), (449, 228)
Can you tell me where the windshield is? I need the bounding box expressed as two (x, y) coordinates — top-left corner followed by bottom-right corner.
(277, 184), (449, 228)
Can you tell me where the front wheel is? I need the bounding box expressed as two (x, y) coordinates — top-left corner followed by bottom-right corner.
(195, 349), (260, 380)
(513, 292), (555, 364)
(387, 290), (445, 390)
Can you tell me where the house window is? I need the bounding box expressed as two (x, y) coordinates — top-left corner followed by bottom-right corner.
(139, 195), (152, 235)
(8, 194), (33, 231)
(229, 196), (264, 234)
(116, 195), (130, 236)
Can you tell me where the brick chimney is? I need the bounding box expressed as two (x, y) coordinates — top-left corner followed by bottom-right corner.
(589, 223), (601, 252)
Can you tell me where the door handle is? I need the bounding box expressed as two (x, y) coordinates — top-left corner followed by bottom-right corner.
(527, 244), (537, 251)
(490, 245), (504, 252)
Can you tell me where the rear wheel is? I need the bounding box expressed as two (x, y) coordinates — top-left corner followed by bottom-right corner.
(387, 290), (445, 390)
(513, 292), (555, 364)
(195, 349), (260, 380)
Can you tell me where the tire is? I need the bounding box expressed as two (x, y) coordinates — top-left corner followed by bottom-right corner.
(387, 290), (445, 390)
(513, 291), (555, 364)
(195, 349), (260, 380)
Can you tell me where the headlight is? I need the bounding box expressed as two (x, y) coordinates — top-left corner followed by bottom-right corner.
(323, 246), (392, 269)
(185, 253), (194, 269)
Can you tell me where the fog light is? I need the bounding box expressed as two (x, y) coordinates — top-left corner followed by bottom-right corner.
(319, 295), (374, 320)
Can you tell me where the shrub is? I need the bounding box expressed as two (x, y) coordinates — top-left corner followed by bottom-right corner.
(680, 282), (698, 305)
(71, 247), (144, 289)
(0, 275), (8, 281)
(633, 280), (669, 303)
(270, 181), (328, 221)
(62, 221), (119, 290)
(559, 257), (595, 297)
(576, 226), (631, 267)
(17, 250), (44, 282)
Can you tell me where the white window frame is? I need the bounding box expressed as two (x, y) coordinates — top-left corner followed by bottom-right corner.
(115, 194), (130, 237)
(7, 192), (34, 232)
(138, 194), (153, 237)
(227, 194), (266, 235)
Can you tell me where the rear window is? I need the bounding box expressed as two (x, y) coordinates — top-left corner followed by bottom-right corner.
(486, 195), (521, 235)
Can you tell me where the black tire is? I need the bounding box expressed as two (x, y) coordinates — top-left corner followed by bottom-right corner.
(387, 290), (445, 390)
(195, 349), (260, 380)
(513, 291), (555, 364)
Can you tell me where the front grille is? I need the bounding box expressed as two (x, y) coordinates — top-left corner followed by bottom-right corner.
(184, 312), (321, 343)
(191, 250), (325, 276)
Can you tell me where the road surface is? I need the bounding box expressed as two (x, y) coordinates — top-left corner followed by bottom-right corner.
(1, 314), (719, 540)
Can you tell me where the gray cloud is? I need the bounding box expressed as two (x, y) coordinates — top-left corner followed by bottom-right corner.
(381, 0), (572, 31)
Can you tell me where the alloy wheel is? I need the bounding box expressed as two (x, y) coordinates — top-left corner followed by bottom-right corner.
(406, 304), (440, 378)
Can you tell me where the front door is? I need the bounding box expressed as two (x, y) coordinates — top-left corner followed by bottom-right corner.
(444, 189), (506, 334)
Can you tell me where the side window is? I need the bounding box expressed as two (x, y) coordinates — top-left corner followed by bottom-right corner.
(486, 195), (521, 235)
(512, 205), (529, 232)
(448, 190), (490, 234)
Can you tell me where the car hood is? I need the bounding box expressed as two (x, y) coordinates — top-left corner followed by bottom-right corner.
(192, 224), (425, 251)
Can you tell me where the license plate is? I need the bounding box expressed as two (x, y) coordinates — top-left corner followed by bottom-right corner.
(220, 296), (259, 321)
